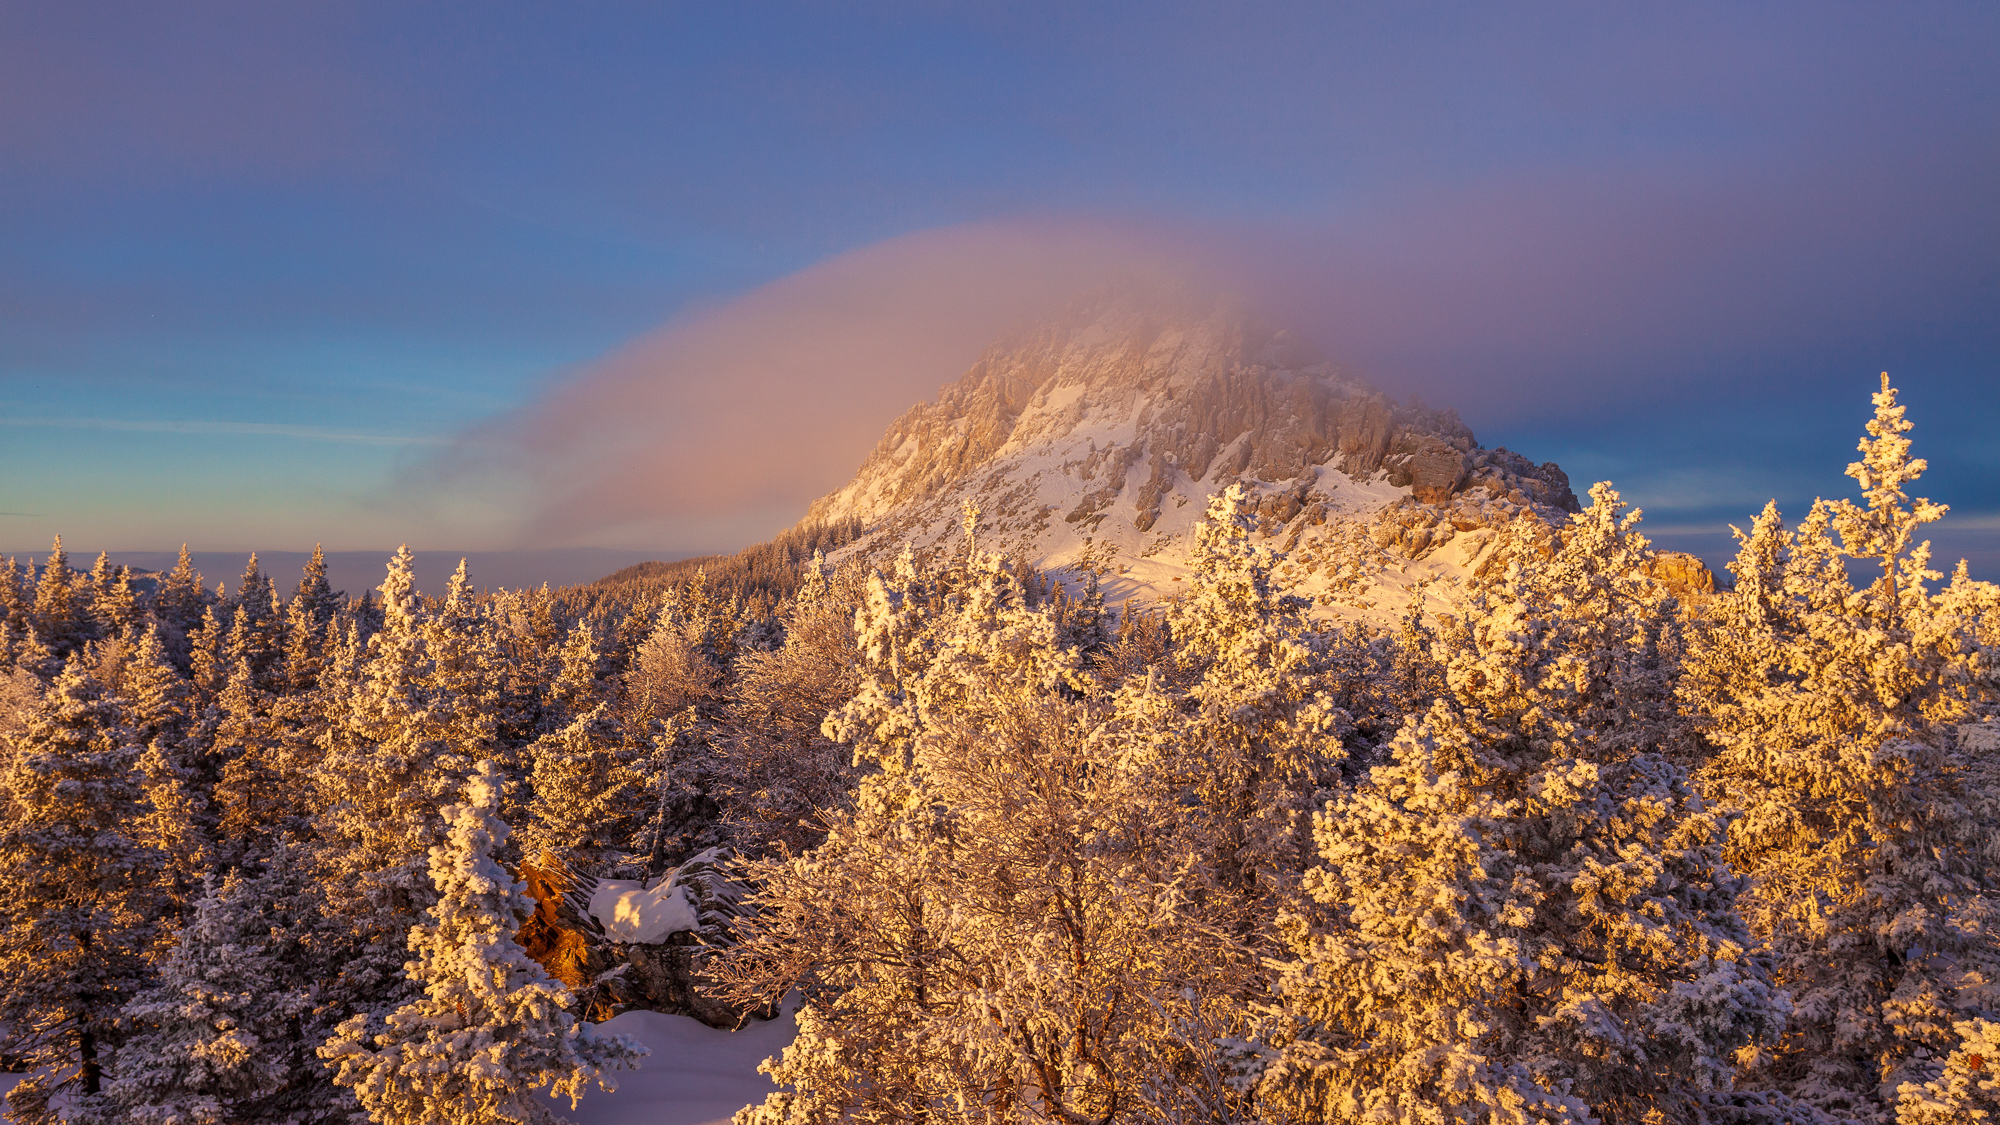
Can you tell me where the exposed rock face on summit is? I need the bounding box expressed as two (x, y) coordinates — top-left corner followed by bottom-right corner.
(807, 288), (1596, 615)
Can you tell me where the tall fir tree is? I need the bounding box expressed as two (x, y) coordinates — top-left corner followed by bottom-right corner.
(723, 542), (1250, 1125)
(0, 555), (28, 638)
(107, 841), (349, 1125)
(1163, 483), (1348, 930)
(313, 548), (498, 1030)
(105, 867), (313, 1125)
(521, 703), (640, 868)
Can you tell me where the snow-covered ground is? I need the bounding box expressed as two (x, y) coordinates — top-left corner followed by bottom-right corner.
(567, 1003), (796, 1125)
(0, 1008), (795, 1125)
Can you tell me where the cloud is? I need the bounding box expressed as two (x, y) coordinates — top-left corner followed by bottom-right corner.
(0, 417), (445, 446)
(415, 219), (1193, 549)
(421, 130), (1999, 551)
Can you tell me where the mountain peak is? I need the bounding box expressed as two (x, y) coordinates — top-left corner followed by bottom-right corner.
(805, 290), (1580, 618)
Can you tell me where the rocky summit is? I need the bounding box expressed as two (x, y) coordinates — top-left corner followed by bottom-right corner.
(804, 285), (1642, 620)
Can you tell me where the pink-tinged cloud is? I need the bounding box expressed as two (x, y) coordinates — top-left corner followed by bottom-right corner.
(422, 134), (1997, 551)
(419, 220), (1191, 549)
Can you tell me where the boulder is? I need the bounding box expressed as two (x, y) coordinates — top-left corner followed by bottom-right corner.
(1384, 434), (1469, 504)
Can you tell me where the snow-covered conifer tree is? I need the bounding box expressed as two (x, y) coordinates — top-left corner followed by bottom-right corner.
(188, 604), (229, 705)
(1260, 484), (1786, 1125)
(0, 658), (165, 1121)
(153, 546), (209, 666)
(321, 761), (644, 1124)
(521, 703), (640, 867)
(1161, 483), (1347, 926)
(313, 548), (500, 1028)
(1683, 376), (2000, 1119)
(123, 624), (192, 757)
(31, 536), (83, 658)
(543, 620), (605, 734)
(212, 655), (303, 866)
(291, 544), (343, 631)
(716, 561), (861, 855)
(104, 861), (316, 1125)
(0, 555), (27, 639)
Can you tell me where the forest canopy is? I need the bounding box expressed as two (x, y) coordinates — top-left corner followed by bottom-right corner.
(0, 377), (1994, 1125)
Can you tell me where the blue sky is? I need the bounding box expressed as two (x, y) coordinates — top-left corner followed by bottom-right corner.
(2, 3), (1995, 575)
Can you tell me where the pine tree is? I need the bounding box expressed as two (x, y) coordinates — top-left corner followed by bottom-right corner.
(0, 658), (165, 1122)
(278, 546), (341, 696)
(212, 655), (301, 867)
(1163, 484), (1347, 928)
(124, 624), (193, 751)
(321, 761), (645, 1125)
(188, 604), (229, 705)
(1833, 374), (1952, 630)
(0, 556), (28, 638)
(542, 620), (604, 734)
(312, 548), (498, 1029)
(227, 554), (284, 690)
(291, 544), (343, 631)
(716, 562), (861, 856)
(81, 552), (136, 642)
(12, 624), (60, 681)
(93, 564), (141, 641)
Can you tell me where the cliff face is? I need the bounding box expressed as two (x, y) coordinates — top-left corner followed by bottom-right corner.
(802, 285), (1598, 616)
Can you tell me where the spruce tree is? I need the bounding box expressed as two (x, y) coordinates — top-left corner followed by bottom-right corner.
(0, 555), (27, 638)
(521, 703), (641, 868)
(321, 761), (644, 1125)
(723, 544), (1248, 1125)
(542, 620), (604, 734)
(291, 544), (343, 631)
(1164, 484), (1347, 927)
(124, 624), (193, 752)
(212, 656), (300, 867)
(313, 548), (498, 1029)
(188, 604), (229, 706)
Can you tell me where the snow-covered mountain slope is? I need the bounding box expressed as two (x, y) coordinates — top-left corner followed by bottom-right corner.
(804, 287), (1595, 621)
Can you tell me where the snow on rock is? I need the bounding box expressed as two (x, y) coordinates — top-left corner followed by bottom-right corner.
(589, 879), (699, 945)
(566, 1003), (797, 1125)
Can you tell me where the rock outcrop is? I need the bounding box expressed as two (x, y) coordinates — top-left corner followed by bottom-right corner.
(521, 848), (769, 1029)
(1646, 551), (1718, 598)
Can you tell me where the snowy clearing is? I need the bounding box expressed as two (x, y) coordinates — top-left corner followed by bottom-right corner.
(566, 1003), (797, 1125)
